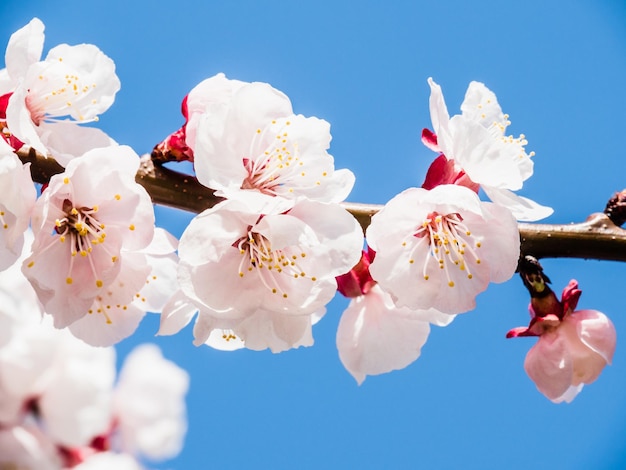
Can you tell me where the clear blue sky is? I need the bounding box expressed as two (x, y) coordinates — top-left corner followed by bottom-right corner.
(2, 1), (626, 468)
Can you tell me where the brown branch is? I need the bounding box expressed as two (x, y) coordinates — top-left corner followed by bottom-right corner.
(17, 148), (626, 263)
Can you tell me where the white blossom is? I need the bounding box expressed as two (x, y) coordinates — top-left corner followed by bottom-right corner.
(367, 184), (519, 314)
(190, 74), (355, 210)
(427, 78), (552, 221)
(1, 17), (119, 163)
(22, 145), (155, 330)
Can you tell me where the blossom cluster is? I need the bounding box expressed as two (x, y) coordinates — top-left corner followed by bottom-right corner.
(0, 14), (616, 434)
(0, 259), (188, 469)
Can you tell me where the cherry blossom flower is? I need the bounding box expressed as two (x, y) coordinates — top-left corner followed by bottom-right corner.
(1, 18), (119, 164)
(158, 198), (363, 352)
(507, 279), (616, 403)
(112, 344), (189, 460)
(22, 145), (155, 330)
(366, 184), (519, 314)
(187, 74), (355, 210)
(425, 78), (552, 221)
(335, 250), (454, 384)
(0, 138), (36, 271)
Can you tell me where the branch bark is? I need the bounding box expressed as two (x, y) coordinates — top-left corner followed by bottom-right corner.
(17, 148), (626, 263)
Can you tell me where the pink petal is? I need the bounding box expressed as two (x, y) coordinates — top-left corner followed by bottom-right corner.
(559, 318), (609, 386)
(524, 332), (574, 402)
(570, 309), (616, 365)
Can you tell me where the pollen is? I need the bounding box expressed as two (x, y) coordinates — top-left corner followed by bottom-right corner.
(409, 211), (483, 290)
(66, 277), (73, 284)
(129, 224), (135, 231)
(96, 280), (103, 288)
(63, 177), (70, 184)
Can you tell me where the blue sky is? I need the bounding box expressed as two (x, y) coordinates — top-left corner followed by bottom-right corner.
(2, 1), (626, 468)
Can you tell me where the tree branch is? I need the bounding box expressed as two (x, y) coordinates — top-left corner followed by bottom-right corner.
(17, 148), (626, 263)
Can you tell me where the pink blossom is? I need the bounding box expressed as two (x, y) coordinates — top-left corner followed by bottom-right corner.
(507, 280), (616, 403)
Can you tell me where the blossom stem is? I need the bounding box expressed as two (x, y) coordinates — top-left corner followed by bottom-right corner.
(17, 148), (626, 263)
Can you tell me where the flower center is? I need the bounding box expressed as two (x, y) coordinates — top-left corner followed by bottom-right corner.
(27, 61), (101, 125)
(240, 119), (326, 196)
(54, 197), (110, 287)
(405, 211), (482, 287)
(235, 227), (317, 297)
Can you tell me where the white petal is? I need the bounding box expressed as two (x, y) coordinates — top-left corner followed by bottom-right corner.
(35, 43), (120, 120)
(427, 77), (451, 141)
(460, 81), (506, 129)
(482, 186), (554, 222)
(0, 152), (36, 271)
(477, 201), (521, 283)
(336, 285), (432, 384)
(5, 86), (47, 155)
(194, 81), (292, 190)
(38, 337), (116, 446)
(158, 290), (198, 336)
(74, 452), (143, 470)
(114, 344), (189, 460)
(446, 115), (524, 190)
(36, 121), (116, 166)
(0, 425), (62, 470)
(185, 72), (247, 150)
(5, 18), (44, 82)
(234, 309), (315, 353)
